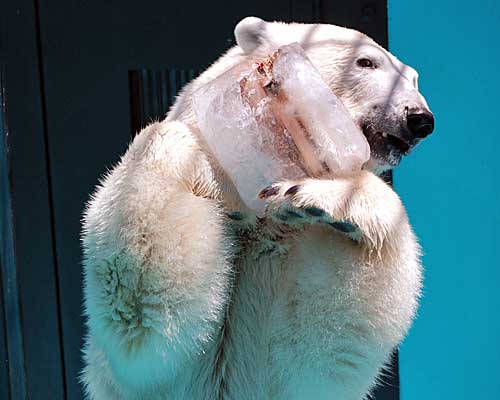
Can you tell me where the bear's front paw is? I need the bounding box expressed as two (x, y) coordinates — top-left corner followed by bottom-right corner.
(258, 181), (361, 240)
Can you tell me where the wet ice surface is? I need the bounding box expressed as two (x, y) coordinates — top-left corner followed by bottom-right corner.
(193, 43), (370, 214)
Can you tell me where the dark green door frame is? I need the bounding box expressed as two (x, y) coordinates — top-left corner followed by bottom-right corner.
(0, 1), (396, 398)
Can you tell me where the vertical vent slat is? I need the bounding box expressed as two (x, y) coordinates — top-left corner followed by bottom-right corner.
(129, 67), (196, 135)
(150, 70), (156, 120)
(179, 69), (186, 90)
(160, 71), (170, 114)
(140, 70), (149, 129)
(169, 69), (177, 106)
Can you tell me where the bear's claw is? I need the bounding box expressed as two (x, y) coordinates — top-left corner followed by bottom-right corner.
(284, 184), (301, 196)
(226, 211), (244, 221)
(260, 182), (361, 239)
(258, 185), (281, 199)
(328, 221), (358, 233)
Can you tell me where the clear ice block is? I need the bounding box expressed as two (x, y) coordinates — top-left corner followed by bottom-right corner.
(192, 43), (370, 214)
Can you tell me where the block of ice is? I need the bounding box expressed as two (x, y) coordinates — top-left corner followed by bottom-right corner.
(192, 43), (370, 214)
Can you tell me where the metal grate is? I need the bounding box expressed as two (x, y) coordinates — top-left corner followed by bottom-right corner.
(129, 68), (200, 134)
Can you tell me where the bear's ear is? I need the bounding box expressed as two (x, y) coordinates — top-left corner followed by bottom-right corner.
(234, 17), (267, 54)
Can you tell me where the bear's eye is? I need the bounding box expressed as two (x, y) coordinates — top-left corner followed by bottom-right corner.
(357, 58), (376, 69)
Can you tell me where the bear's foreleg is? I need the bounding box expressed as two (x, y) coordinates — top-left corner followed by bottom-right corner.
(81, 121), (232, 398)
(260, 171), (422, 399)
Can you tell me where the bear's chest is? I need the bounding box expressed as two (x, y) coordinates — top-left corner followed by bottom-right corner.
(209, 232), (299, 399)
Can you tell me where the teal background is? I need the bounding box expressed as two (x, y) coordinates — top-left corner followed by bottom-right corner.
(389, 0), (500, 398)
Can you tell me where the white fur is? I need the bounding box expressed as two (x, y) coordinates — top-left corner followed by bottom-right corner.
(81, 17), (423, 399)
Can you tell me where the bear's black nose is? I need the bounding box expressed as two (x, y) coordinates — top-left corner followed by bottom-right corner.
(406, 109), (435, 139)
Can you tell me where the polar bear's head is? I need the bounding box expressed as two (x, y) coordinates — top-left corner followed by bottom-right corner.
(234, 17), (434, 173)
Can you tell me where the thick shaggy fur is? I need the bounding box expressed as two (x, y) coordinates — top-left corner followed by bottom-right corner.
(81, 18), (423, 399)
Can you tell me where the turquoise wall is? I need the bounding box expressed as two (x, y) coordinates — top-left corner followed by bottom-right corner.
(388, 1), (500, 398)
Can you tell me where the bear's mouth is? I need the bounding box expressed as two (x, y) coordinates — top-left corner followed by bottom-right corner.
(361, 123), (412, 166)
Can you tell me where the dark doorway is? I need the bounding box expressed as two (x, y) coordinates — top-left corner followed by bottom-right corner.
(1, 1), (397, 399)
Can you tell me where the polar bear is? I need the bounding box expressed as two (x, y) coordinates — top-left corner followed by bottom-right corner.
(81, 17), (434, 400)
